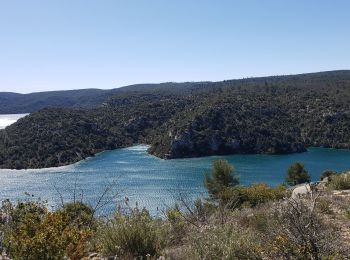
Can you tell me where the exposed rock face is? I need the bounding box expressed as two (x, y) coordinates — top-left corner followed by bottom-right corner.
(167, 131), (194, 158)
(151, 124), (307, 159)
(148, 83), (333, 159)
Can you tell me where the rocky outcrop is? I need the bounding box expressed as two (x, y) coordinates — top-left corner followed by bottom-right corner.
(150, 125), (307, 159)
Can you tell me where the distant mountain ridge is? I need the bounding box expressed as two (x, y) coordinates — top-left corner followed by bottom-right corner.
(0, 82), (210, 114)
(2, 70), (349, 114)
(0, 89), (115, 114)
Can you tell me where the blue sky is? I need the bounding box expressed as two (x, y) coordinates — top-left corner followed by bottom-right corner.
(0, 0), (349, 93)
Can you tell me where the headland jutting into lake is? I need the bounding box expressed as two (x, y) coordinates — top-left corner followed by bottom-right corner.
(0, 71), (350, 170)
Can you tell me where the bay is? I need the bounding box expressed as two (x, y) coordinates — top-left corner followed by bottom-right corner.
(0, 145), (349, 216)
(0, 114), (349, 215)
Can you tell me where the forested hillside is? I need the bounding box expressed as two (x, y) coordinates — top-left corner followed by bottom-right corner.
(0, 82), (207, 114)
(1, 70), (350, 169)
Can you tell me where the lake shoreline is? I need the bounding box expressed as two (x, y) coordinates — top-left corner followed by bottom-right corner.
(1, 145), (350, 216)
(1, 144), (350, 171)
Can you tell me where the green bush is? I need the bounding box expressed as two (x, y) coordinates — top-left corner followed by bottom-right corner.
(218, 183), (287, 208)
(327, 173), (350, 190)
(59, 202), (94, 228)
(96, 207), (166, 258)
(1, 201), (92, 260)
(239, 183), (287, 207)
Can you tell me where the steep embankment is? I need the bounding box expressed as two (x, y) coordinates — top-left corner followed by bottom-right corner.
(1, 71), (350, 169)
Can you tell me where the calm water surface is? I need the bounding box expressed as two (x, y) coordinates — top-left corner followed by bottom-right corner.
(0, 114), (349, 215)
(1, 145), (350, 215)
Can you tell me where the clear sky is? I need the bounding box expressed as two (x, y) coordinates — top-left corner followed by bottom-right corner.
(0, 0), (349, 93)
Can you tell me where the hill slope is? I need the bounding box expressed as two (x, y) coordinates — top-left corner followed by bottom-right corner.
(0, 70), (350, 169)
(0, 82), (210, 114)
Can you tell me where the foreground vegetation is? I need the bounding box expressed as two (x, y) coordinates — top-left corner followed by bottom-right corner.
(1, 71), (350, 169)
(1, 161), (350, 259)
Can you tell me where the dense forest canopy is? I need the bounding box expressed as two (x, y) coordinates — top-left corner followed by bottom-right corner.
(0, 70), (350, 169)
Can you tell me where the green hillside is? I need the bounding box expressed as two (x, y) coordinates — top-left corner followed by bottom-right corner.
(1, 70), (350, 169)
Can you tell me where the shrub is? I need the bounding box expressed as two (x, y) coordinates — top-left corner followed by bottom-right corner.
(345, 209), (350, 220)
(238, 183), (287, 207)
(217, 183), (287, 208)
(266, 197), (346, 259)
(1, 201), (92, 260)
(59, 202), (94, 228)
(237, 206), (275, 234)
(165, 207), (187, 245)
(13, 212), (90, 260)
(327, 173), (350, 190)
(187, 224), (262, 259)
(6, 200), (47, 228)
(204, 160), (239, 200)
(96, 207), (166, 258)
(316, 198), (333, 214)
(285, 162), (310, 186)
(320, 170), (337, 181)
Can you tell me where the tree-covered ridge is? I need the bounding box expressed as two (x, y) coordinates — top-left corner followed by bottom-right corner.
(0, 82), (209, 114)
(148, 73), (350, 158)
(0, 70), (350, 169)
(1, 70), (349, 114)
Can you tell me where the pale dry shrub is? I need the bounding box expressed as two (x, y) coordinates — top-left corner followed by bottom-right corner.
(185, 223), (263, 260)
(265, 194), (349, 259)
(95, 207), (168, 258)
(327, 173), (350, 190)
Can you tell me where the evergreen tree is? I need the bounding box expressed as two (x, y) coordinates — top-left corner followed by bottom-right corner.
(285, 162), (310, 186)
(204, 160), (239, 199)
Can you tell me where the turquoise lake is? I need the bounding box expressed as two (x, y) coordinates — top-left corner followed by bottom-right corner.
(0, 145), (350, 216)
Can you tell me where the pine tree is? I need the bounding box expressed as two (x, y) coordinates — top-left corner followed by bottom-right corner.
(204, 160), (239, 199)
(285, 162), (311, 186)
